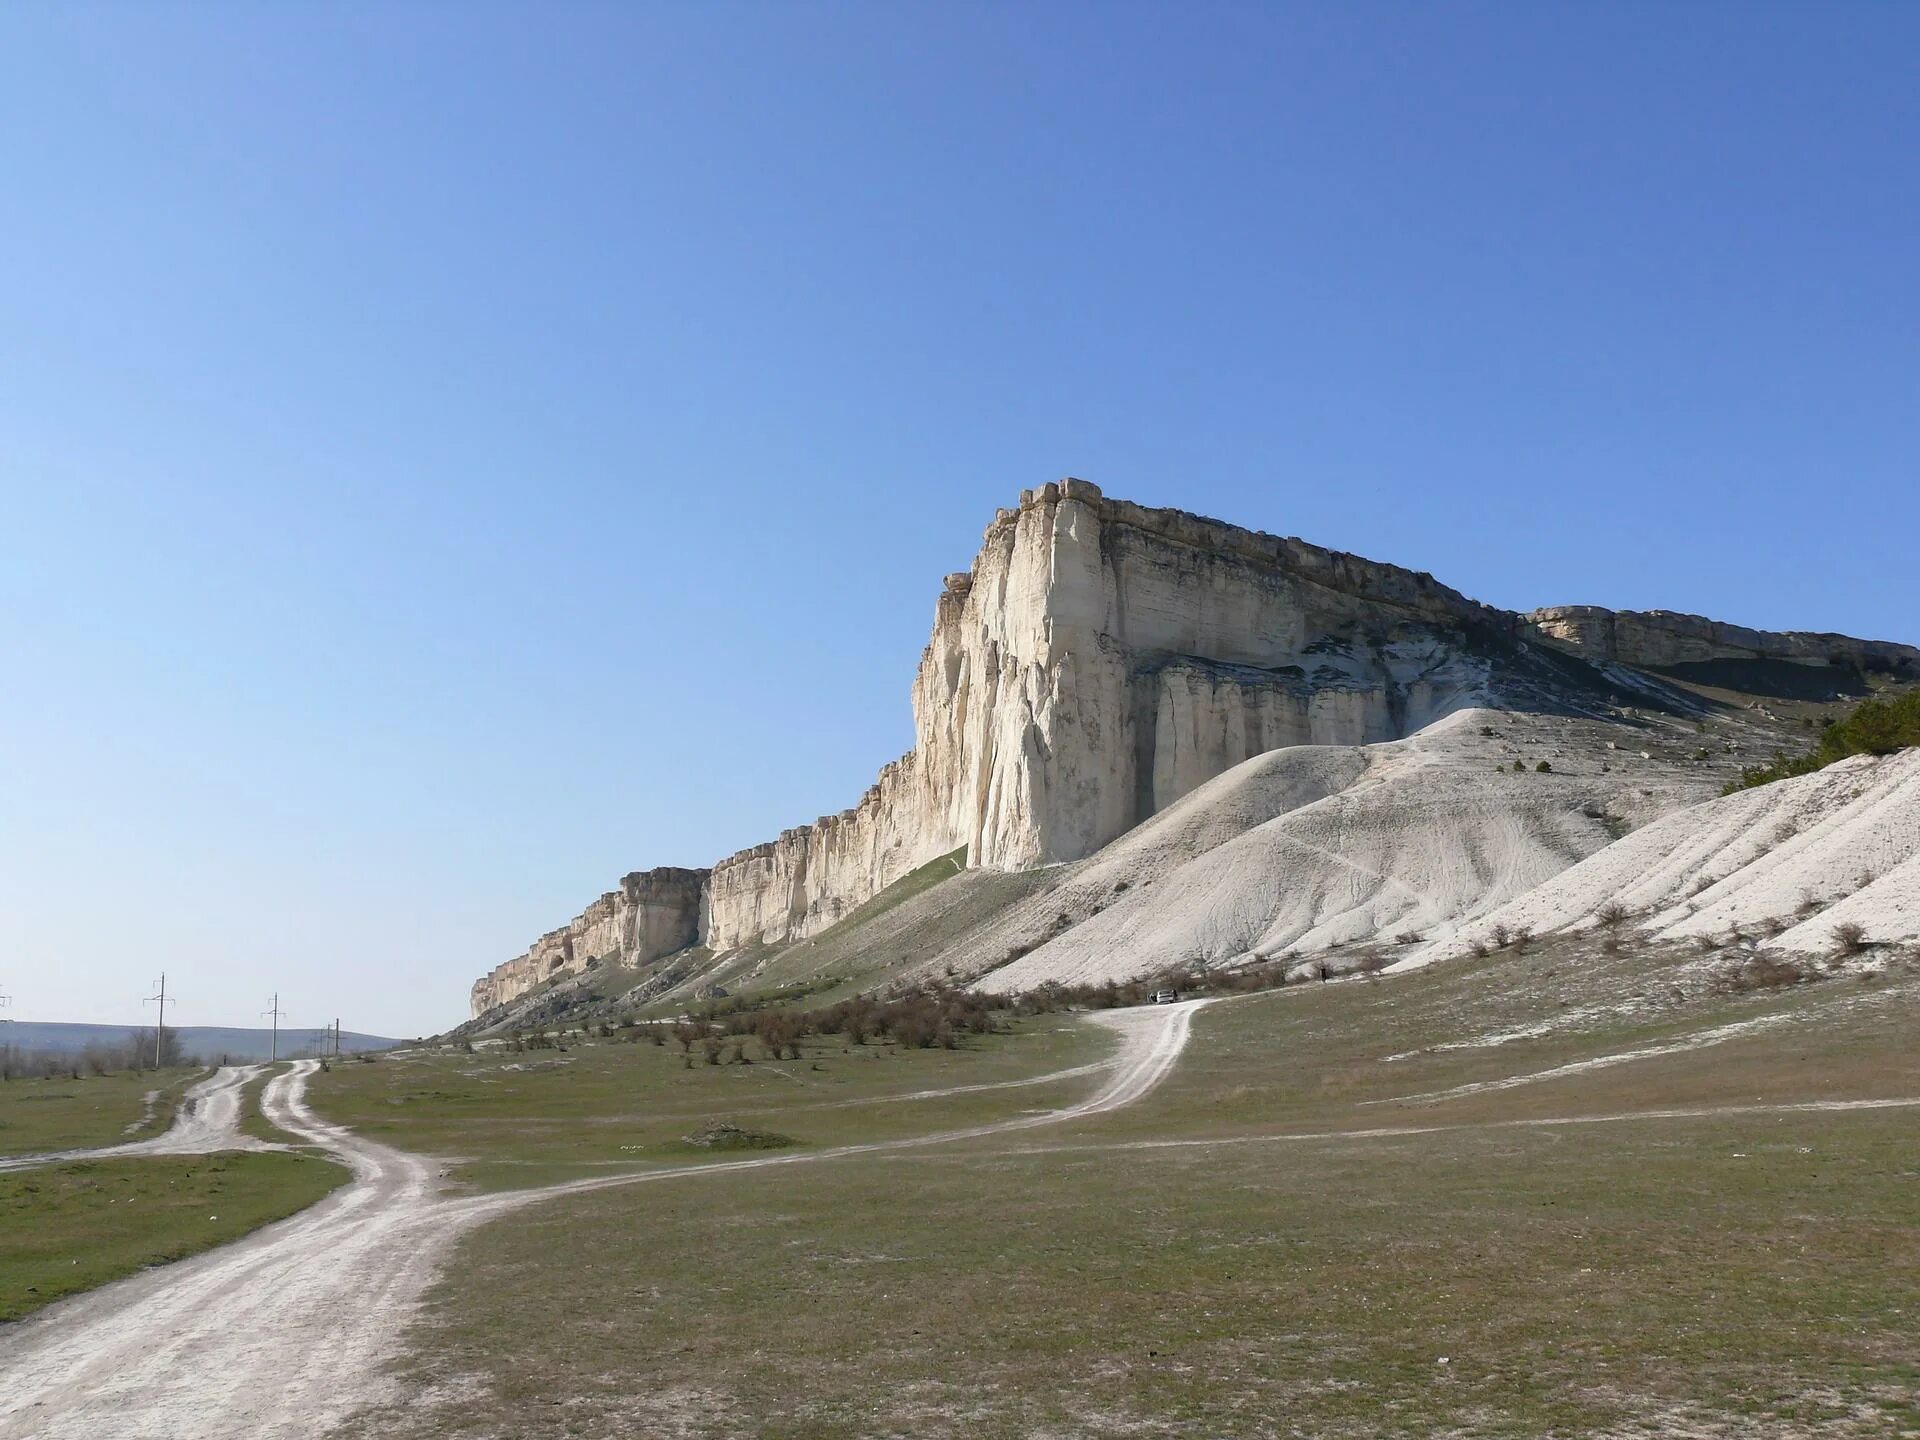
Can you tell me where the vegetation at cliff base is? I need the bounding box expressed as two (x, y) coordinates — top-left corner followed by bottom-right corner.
(1726, 687), (1920, 792)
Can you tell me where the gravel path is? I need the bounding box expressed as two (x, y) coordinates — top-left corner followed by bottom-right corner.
(0, 1001), (1208, 1440)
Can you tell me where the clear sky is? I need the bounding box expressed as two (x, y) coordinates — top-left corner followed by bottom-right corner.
(3, 4), (1915, 1037)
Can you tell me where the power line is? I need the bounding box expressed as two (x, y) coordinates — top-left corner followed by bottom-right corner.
(262, 993), (286, 1063)
(144, 974), (172, 1068)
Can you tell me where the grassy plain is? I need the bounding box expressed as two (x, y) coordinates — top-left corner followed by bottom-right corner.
(335, 940), (1919, 1439)
(0, 1066), (204, 1156)
(0, 1150), (348, 1322)
(305, 1015), (1117, 1190)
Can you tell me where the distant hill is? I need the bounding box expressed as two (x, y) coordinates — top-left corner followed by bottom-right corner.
(0, 1021), (406, 1063)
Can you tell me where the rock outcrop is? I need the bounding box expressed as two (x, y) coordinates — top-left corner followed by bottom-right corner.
(468, 866), (706, 1016)
(466, 481), (1908, 1018)
(1526, 606), (1920, 675)
(908, 481), (1514, 876)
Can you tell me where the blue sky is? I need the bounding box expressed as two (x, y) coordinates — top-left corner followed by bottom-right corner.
(3, 4), (1915, 1036)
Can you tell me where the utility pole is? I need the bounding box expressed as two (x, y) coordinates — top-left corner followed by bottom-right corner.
(145, 974), (171, 1068)
(334, 1017), (342, 1059)
(262, 993), (285, 1063)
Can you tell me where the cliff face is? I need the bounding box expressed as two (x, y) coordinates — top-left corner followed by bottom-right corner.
(1526, 606), (1920, 674)
(466, 481), (1909, 1019)
(468, 866), (706, 1017)
(907, 480), (1510, 872)
(702, 480), (1507, 954)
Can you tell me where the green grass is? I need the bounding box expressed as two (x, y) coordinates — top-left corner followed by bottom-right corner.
(1092, 947), (1920, 1144)
(304, 1015), (1115, 1190)
(0, 1067), (203, 1156)
(339, 1110), (1918, 1440)
(328, 939), (1920, 1438)
(235, 1063), (330, 1147)
(798, 846), (969, 947)
(0, 1150), (349, 1322)
(714, 861), (1055, 1011)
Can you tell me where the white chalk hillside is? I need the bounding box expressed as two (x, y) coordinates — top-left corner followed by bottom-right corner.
(971, 710), (1701, 993)
(1402, 746), (1920, 967)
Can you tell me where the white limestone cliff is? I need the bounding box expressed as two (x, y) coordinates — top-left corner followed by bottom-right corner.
(468, 867), (706, 1016)
(467, 481), (1911, 1018)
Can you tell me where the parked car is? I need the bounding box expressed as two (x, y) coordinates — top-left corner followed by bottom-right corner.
(1149, 988), (1179, 1004)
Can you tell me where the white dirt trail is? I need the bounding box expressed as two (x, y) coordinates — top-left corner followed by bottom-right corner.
(0, 1066), (273, 1174)
(0, 1001), (1208, 1440)
(1009, 1094), (1920, 1156)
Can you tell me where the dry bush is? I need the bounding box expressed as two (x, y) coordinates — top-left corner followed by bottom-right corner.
(1596, 902), (1628, 928)
(1833, 922), (1869, 957)
(1729, 955), (1807, 992)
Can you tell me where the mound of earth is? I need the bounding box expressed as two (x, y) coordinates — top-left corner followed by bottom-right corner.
(681, 1123), (796, 1152)
(963, 708), (1707, 992)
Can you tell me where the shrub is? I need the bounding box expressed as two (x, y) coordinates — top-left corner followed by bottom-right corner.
(1833, 922), (1869, 957)
(1730, 955), (1806, 991)
(1535, 760), (1552, 773)
(1596, 902), (1627, 928)
(1726, 689), (1920, 792)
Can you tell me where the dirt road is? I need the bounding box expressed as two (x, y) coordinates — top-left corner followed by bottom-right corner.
(0, 1001), (1208, 1439)
(0, 1066), (271, 1174)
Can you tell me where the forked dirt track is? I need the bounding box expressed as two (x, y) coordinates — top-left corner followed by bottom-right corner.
(0, 1001), (1208, 1440)
(0, 1065), (271, 1175)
